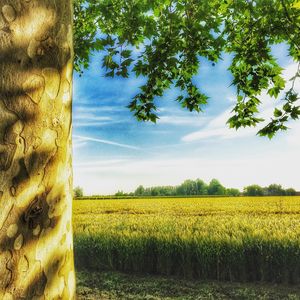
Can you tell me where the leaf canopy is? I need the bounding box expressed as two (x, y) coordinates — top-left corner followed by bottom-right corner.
(74, 0), (300, 137)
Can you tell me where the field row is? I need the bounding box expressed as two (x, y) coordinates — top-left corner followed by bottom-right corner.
(73, 196), (300, 283)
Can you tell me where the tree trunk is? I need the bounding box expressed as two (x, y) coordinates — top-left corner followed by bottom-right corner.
(0, 0), (75, 299)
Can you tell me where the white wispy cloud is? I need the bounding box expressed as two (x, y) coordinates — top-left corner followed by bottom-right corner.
(74, 105), (126, 113)
(158, 115), (208, 126)
(181, 107), (255, 142)
(73, 122), (119, 127)
(182, 125), (257, 142)
(73, 113), (112, 121)
(74, 159), (128, 169)
(72, 140), (88, 150)
(73, 109), (126, 127)
(73, 134), (141, 150)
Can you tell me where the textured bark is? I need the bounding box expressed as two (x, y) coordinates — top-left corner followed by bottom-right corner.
(0, 0), (75, 299)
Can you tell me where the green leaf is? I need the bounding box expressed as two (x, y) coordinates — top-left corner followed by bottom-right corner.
(273, 108), (282, 117)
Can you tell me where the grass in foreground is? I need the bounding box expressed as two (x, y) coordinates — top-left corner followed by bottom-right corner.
(74, 196), (300, 283)
(76, 271), (300, 299)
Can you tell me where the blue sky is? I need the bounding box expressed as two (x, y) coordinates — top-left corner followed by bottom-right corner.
(72, 45), (300, 195)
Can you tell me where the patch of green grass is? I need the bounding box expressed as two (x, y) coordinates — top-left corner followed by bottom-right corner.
(76, 271), (300, 300)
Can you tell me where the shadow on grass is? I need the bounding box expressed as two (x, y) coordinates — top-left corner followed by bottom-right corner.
(76, 270), (300, 300)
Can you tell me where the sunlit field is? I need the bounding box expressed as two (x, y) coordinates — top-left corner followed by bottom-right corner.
(73, 196), (300, 283)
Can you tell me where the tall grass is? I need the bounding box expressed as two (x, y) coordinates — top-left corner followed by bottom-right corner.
(73, 196), (300, 283)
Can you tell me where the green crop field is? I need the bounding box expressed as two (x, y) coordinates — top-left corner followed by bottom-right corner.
(73, 196), (300, 284)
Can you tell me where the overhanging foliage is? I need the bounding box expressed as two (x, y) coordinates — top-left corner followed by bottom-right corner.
(74, 0), (300, 138)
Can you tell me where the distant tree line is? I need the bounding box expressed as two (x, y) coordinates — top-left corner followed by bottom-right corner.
(128, 180), (297, 197)
(132, 179), (236, 197)
(74, 180), (297, 198)
(243, 184), (296, 196)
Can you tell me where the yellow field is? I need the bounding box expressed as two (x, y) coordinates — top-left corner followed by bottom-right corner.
(73, 196), (300, 282)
